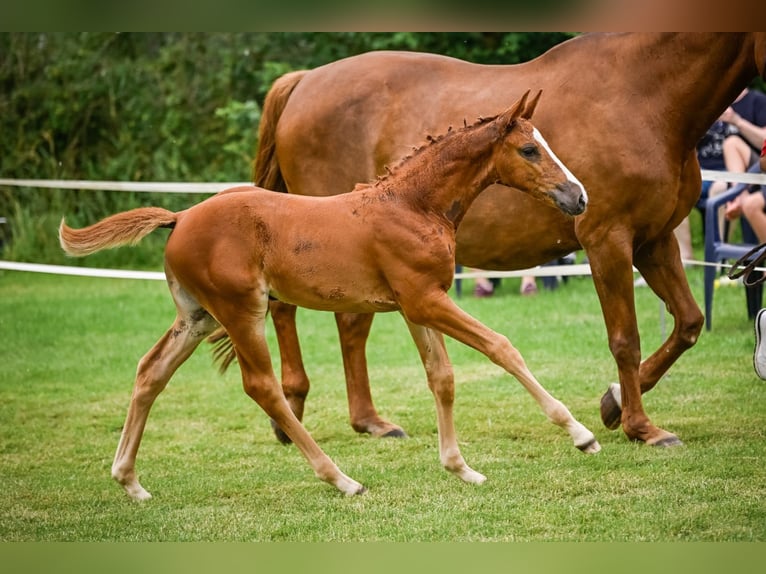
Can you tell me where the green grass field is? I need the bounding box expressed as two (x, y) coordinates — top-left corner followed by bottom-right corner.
(0, 266), (764, 542)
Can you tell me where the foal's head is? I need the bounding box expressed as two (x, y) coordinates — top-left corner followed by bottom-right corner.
(492, 91), (587, 216)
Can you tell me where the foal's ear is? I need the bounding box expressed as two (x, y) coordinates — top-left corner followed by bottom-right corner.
(521, 90), (542, 120)
(499, 89), (531, 131)
(504, 90), (530, 122)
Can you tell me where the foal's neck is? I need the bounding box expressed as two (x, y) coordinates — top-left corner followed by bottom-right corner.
(383, 123), (500, 228)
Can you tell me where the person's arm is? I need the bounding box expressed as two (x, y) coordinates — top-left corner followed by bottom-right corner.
(721, 107), (766, 150)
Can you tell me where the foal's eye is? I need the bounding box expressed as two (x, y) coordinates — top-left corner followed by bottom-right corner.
(519, 144), (540, 160)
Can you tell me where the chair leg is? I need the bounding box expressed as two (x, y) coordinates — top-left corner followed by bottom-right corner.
(704, 263), (716, 331)
(746, 271), (763, 321)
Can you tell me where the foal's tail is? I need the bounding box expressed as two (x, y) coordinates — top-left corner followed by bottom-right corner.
(252, 69), (308, 192)
(59, 207), (177, 257)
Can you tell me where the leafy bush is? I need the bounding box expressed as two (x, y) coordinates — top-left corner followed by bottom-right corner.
(0, 32), (574, 267)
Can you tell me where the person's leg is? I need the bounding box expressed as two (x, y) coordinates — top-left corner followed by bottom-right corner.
(470, 269), (494, 297)
(520, 275), (538, 295)
(740, 190), (766, 243)
(719, 137), (755, 237)
(723, 135), (752, 172)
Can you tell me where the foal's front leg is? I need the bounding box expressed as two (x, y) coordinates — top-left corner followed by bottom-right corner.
(403, 318), (486, 484)
(402, 291), (600, 454)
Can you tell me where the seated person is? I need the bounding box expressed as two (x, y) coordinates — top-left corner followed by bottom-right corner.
(673, 120), (736, 261)
(697, 119), (737, 203)
(736, 138), (766, 244)
(718, 88), (766, 220)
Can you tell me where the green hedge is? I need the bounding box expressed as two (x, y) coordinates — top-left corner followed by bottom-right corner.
(0, 32), (574, 267)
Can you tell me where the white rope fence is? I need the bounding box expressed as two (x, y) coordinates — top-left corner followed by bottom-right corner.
(0, 178), (248, 194)
(1, 169), (765, 281)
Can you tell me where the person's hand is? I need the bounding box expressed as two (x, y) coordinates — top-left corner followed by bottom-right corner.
(719, 107), (740, 125)
(725, 193), (743, 220)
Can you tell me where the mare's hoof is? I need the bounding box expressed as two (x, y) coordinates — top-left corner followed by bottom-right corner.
(381, 428), (408, 438)
(600, 383), (622, 430)
(270, 419), (293, 445)
(649, 435), (684, 448)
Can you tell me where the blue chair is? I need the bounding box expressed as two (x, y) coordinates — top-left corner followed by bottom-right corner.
(703, 177), (763, 330)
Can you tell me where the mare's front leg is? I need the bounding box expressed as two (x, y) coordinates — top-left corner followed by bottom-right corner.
(400, 291), (600, 454)
(112, 301), (219, 501)
(335, 312), (407, 438)
(599, 231), (702, 446)
(402, 318), (486, 484)
(586, 235), (684, 447)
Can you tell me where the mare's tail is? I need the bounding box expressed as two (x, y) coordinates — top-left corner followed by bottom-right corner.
(205, 70), (309, 374)
(252, 69), (308, 192)
(59, 207), (177, 257)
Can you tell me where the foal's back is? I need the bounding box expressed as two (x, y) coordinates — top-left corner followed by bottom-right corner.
(164, 187), (444, 314)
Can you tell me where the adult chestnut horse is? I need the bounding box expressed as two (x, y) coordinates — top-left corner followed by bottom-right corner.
(60, 93), (595, 499)
(256, 33), (766, 448)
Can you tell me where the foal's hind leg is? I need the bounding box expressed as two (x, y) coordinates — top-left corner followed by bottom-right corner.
(112, 289), (218, 500)
(401, 291), (600, 454)
(404, 318), (486, 484)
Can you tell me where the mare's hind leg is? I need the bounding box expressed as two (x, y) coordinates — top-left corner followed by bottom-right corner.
(269, 304), (406, 443)
(600, 232), (702, 445)
(216, 297), (365, 496)
(112, 283), (218, 501)
(269, 300), (310, 444)
(335, 312), (407, 438)
(401, 290), (600, 455)
(403, 318), (485, 484)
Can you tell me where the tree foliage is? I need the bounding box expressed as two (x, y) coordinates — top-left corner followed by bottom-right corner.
(0, 32), (575, 265)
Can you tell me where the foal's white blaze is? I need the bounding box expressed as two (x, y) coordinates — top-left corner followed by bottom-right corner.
(533, 127), (588, 203)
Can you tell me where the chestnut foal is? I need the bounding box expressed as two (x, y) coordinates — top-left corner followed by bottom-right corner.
(60, 91), (595, 500)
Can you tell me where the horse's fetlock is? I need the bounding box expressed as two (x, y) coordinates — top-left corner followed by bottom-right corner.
(546, 400), (571, 426)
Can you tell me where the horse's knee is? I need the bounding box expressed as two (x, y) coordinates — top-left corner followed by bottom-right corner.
(607, 332), (641, 367)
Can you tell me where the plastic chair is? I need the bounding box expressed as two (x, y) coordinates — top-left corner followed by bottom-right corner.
(703, 178), (763, 330)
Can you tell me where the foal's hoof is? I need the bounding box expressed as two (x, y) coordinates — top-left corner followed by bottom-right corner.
(270, 419), (293, 445)
(381, 428), (408, 439)
(599, 383), (622, 430)
(576, 437), (602, 454)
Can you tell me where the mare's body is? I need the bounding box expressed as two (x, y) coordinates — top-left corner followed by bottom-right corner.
(257, 33), (766, 446)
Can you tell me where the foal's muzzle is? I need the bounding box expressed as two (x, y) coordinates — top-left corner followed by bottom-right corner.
(553, 181), (587, 216)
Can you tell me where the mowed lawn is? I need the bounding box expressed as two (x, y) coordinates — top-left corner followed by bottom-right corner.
(0, 266), (764, 542)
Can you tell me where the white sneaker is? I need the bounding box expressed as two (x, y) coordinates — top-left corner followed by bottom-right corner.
(754, 309), (766, 380)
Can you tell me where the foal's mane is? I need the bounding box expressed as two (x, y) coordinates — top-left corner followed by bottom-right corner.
(352, 113), (501, 193)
